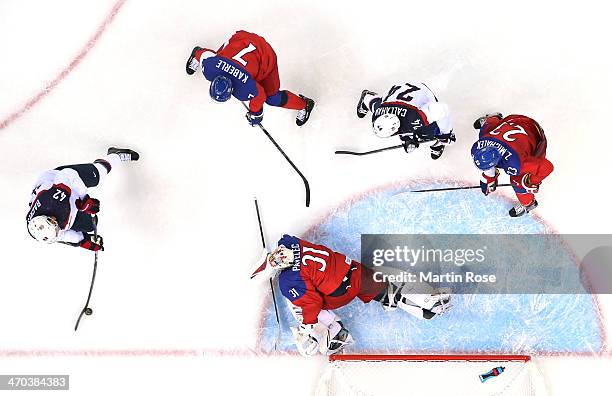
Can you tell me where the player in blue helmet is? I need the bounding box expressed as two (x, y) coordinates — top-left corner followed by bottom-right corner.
(209, 76), (233, 103)
(186, 31), (315, 127)
(471, 145), (502, 170)
(470, 113), (554, 217)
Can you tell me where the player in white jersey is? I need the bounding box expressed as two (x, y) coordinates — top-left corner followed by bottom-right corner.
(26, 147), (139, 251)
(356, 82), (455, 159)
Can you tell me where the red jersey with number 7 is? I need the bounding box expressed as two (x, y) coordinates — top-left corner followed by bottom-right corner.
(217, 31), (277, 82)
(198, 31), (278, 112)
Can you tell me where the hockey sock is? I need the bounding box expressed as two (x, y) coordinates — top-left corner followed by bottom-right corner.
(194, 48), (216, 62)
(93, 154), (121, 183)
(516, 192), (535, 206)
(281, 91), (307, 110)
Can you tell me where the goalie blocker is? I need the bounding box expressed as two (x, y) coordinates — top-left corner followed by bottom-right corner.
(250, 234), (452, 356)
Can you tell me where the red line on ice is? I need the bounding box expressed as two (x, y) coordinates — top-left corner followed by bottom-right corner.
(0, 0), (127, 131)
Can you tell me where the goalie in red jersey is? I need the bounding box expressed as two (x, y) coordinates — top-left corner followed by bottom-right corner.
(250, 235), (452, 356)
(186, 30), (315, 127)
(471, 113), (554, 217)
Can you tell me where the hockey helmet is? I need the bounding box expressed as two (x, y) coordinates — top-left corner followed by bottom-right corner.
(268, 245), (295, 270)
(28, 215), (60, 243)
(472, 143), (501, 170)
(209, 75), (233, 103)
(372, 113), (401, 138)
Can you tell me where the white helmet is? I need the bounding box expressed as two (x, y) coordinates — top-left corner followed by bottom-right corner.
(372, 113), (401, 138)
(267, 245), (295, 270)
(27, 215), (60, 243)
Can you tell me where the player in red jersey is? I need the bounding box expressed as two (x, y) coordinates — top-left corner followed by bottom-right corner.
(250, 235), (452, 356)
(186, 30), (315, 127)
(471, 113), (554, 217)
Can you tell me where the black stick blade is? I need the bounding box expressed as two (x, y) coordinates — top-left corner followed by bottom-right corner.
(334, 144), (403, 156)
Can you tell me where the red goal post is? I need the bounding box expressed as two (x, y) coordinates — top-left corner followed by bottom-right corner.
(317, 354), (547, 396)
(330, 354), (532, 362)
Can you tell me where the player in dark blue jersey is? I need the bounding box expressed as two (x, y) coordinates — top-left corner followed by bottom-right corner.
(357, 82), (455, 159)
(27, 147), (139, 251)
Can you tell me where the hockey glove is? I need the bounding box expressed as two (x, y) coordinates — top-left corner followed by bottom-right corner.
(79, 234), (104, 251)
(480, 168), (499, 196)
(520, 173), (540, 193)
(401, 137), (419, 154)
(246, 110), (264, 126)
(76, 195), (100, 214)
(439, 132), (456, 145)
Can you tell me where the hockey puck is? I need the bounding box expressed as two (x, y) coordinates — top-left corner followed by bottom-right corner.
(85, 308), (93, 315)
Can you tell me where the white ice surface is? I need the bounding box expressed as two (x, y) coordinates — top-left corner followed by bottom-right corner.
(1, 0), (612, 394)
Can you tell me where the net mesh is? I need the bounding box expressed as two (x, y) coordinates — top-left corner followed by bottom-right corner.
(316, 355), (548, 396)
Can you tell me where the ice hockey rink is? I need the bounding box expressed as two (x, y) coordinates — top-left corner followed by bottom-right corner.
(1, 0), (612, 394)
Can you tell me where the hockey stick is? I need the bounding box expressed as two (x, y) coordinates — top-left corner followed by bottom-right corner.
(241, 102), (311, 207)
(74, 216), (99, 331)
(254, 198), (282, 351)
(335, 144), (403, 156)
(410, 183), (512, 193)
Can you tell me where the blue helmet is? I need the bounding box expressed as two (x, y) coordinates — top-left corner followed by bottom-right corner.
(209, 75), (233, 103)
(472, 143), (501, 170)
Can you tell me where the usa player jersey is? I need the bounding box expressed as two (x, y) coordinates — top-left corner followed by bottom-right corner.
(26, 169), (89, 243)
(277, 235), (357, 324)
(373, 82), (453, 141)
(199, 31), (276, 112)
(472, 114), (544, 176)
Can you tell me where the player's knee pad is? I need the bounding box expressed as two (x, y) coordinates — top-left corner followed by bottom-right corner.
(265, 91), (288, 107)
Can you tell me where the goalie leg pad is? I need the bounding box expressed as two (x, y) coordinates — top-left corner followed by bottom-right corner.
(398, 285), (452, 319)
(374, 281), (403, 311)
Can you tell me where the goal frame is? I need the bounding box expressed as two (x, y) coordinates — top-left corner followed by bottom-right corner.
(329, 354), (532, 363)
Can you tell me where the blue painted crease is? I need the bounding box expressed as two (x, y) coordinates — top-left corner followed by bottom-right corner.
(259, 184), (603, 355)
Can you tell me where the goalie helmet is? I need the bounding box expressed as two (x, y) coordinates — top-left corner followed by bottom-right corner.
(268, 245), (295, 270)
(209, 75), (233, 103)
(372, 113), (401, 138)
(27, 215), (60, 243)
(472, 143), (501, 170)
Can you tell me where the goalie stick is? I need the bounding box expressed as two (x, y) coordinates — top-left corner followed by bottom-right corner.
(241, 102), (311, 207)
(74, 215), (99, 331)
(254, 198), (282, 350)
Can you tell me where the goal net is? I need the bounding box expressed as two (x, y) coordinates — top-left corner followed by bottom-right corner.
(316, 354), (548, 396)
